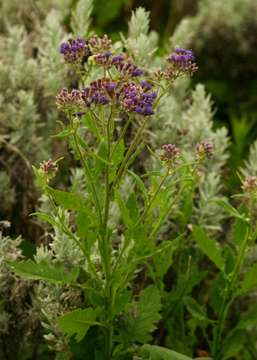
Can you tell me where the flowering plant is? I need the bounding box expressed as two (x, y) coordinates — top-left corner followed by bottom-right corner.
(7, 9), (257, 360)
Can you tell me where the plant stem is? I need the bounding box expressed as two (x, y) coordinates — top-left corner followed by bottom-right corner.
(213, 226), (250, 359)
(72, 131), (103, 227)
(103, 108), (114, 359)
(110, 114), (132, 159)
(138, 166), (170, 225)
(112, 117), (148, 188)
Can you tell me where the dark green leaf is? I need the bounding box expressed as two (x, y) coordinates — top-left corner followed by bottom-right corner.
(183, 296), (208, 322)
(47, 187), (86, 212)
(141, 345), (193, 360)
(8, 260), (79, 285)
(192, 225), (224, 270)
(120, 286), (161, 344)
(240, 263), (257, 294)
(58, 307), (102, 342)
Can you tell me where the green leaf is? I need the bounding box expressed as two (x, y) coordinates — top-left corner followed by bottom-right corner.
(58, 307), (102, 342)
(231, 218), (249, 246)
(115, 190), (133, 228)
(47, 187), (86, 212)
(223, 329), (248, 360)
(8, 260), (79, 285)
(183, 296), (209, 322)
(192, 225), (224, 270)
(240, 263), (257, 294)
(112, 139), (125, 166)
(152, 236), (181, 279)
(128, 170), (148, 204)
(126, 193), (139, 223)
(51, 128), (74, 138)
(141, 344), (193, 360)
(213, 199), (248, 222)
(31, 212), (58, 227)
(120, 286), (161, 344)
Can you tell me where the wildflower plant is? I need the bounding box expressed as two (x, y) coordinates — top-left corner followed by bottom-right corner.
(6, 4), (257, 360)
(8, 25), (200, 357)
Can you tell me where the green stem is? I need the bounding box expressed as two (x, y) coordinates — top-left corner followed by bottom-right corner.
(138, 166), (170, 225)
(112, 117), (148, 188)
(72, 131), (103, 227)
(213, 226), (250, 359)
(110, 114), (132, 159)
(102, 108), (114, 359)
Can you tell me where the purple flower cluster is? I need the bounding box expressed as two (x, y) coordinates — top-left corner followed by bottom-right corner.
(166, 47), (198, 77)
(56, 78), (157, 117)
(119, 82), (156, 116)
(160, 144), (180, 162)
(94, 52), (144, 78)
(112, 55), (144, 78)
(82, 78), (117, 106)
(59, 38), (89, 64)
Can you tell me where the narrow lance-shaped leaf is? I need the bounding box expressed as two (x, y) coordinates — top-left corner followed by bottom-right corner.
(213, 198), (249, 222)
(240, 263), (257, 294)
(192, 225), (224, 270)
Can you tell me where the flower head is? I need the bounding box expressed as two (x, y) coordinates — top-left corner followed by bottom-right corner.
(119, 82), (156, 116)
(164, 47), (198, 79)
(196, 140), (214, 159)
(56, 88), (84, 111)
(59, 38), (89, 64)
(160, 144), (180, 162)
(40, 159), (58, 182)
(88, 34), (112, 54)
(241, 176), (257, 194)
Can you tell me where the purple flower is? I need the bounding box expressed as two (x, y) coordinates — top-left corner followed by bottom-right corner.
(165, 47), (198, 78)
(59, 38), (89, 64)
(111, 56), (144, 78)
(119, 82), (156, 116)
(81, 78), (120, 107)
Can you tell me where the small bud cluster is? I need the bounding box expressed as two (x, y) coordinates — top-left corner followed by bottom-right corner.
(160, 144), (180, 162)
(88, 34), (112, 54)
(59, 38), (89, 64)
(196, 141), (214, 159)
(56, 88), (84, 111)
(40, 159), (58, 182)
(241, 176), (257, 194)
